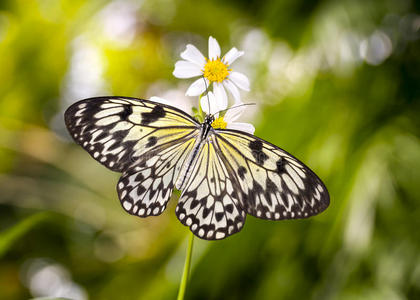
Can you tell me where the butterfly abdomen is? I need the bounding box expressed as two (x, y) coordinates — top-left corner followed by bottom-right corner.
(175, 126), (208, 190)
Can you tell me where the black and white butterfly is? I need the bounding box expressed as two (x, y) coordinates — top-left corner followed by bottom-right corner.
(65, 97), (329, 240)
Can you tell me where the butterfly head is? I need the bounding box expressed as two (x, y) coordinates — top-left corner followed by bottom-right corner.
(204, 114), (215, 126)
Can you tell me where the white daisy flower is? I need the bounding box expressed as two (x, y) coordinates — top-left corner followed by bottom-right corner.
(173, 36), (250, 104)
(200, 92), (255, 135)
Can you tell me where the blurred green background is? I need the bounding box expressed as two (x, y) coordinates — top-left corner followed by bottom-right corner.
(0, 0), (419, 299)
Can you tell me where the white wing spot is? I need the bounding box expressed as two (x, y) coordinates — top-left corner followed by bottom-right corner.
(228, 225), (234, 234)
(94, 107), (124, 118)
(286, 165), (304, 190)
(206, 196), (214, 208)
(123, 201), (132, 210)
(291, 164), (306, 179)
(100, 103), (120, 109)
(314, 189), (321, 200)
(142, 169), (151, 178)
(95, 115), (120, 126)
(317, 184), (324, 193)
(226, 180), (233, 194)
(196, 183), (209, 199)
(282, 174), (299, 194)
(216, 232), (225, 239)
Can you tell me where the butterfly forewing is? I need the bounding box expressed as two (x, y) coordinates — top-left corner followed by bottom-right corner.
(65, 97), (199, 172)
(214, 129), (330, 221)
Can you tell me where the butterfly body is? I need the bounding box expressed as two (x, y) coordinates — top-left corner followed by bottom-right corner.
(65, 97), (329, 240)
(176, 115), (214, 190)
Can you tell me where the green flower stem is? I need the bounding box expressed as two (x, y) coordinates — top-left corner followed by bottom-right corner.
(177, 231), (195, 300)
(197, 94), (205, 122)
(199, 103), (204, 122)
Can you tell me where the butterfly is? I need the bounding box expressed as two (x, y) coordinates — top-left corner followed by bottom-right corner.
(65, 96), (329, 240)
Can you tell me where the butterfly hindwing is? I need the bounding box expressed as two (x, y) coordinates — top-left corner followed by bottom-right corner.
(176, 134), (246, 240)
(64, 97), (199, 172)
(215, 129), (330, 220)
(117, 132), (199, 217)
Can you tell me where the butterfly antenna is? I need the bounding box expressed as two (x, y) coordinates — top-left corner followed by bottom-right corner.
(215, 102), (256, 116)
(202, 76), (211, 115)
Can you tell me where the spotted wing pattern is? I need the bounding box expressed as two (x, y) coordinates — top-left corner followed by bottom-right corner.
(215, 130), (330, 221)
(117, 133), (198, 217)
(65, 96), (200, 216)
(176, 134), (246, 240)
(65, 97), (198, 172)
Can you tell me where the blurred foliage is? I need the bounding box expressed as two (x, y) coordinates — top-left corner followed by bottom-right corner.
(0, 0), (419, 299)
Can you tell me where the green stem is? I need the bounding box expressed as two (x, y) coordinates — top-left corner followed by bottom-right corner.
(177, 232), (194, 300)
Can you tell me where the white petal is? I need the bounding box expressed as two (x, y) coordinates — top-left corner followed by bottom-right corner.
(229, 71), (250, 91)
(224, 104), (246, 123)
(223, 79), (241, 104)
(173, 61), (202, 78)
(201, 91), (219, 115)
(200, 95), (210, 114)
(223, 47), (244, 65)
(181, 44), (206, 67)
(150, 96), (170, 105)
(208, 36), (221, 60)
(213, 82), (228, 111)
(227, 122), (255, 135)
(185, 77), (208, 96)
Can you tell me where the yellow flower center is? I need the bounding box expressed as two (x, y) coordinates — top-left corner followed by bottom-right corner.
(203, 58), (230, 83)
(211, 116), (227, 129)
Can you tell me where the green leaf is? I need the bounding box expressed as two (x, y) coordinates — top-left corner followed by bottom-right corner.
(0, 212), (53, 259)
